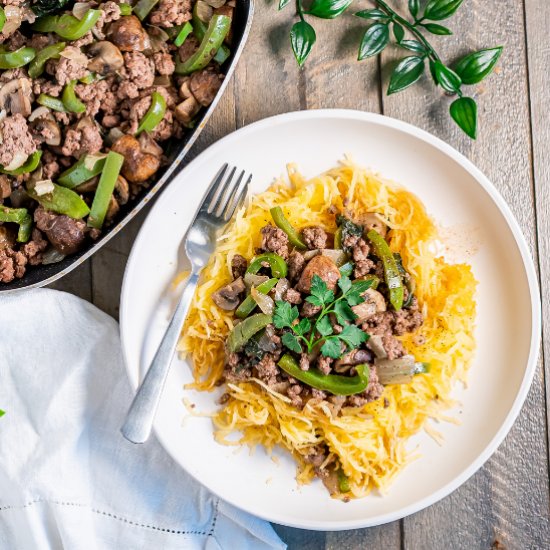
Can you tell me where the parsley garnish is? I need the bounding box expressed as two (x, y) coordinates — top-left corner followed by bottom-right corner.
(273, 273), (372, 359)
(0, 409), (5, 418)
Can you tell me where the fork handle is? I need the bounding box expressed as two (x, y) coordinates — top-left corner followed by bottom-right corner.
(121, 270), (200, 444)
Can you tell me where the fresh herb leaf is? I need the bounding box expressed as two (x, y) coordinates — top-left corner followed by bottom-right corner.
(358, 23), (389, 60)
(333, 300), (356, 323)
(273, 300), (299, 329)
(339, 262), (354, 277)
(336, 215), (362, 253)
(421, 22), (452, 35)
(295, 317), (312, 336)
(408, 0), (420, 18)
(290, 20), (316, 66)
(453, 47), (503, 85)
(338, 324), (368, 349)
(307, 0), (353, 19)
(337, 275), (352, 294)
(387, 56), (425, 95)
(282, 332), (303, 353)
(278, 0), (291, 9)
(316, 315), (333, 337)
(309, 275), (334, 306)
(321, 337), (342, 358)
(355, 8), (389, 22)
(399, 39), (427, 54)
(433, 61), (462, 93)
(423, 0), (463, 21)
(450, 96), (477, 139)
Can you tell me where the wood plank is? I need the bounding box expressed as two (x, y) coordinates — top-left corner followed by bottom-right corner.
(49, 261), (92, 302)
(524, 0), (550, 465)
(380, 0), (549, 547)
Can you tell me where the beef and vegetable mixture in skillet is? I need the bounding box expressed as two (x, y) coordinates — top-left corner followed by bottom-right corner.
(0, 0), (235, 283)
(215, 208), (428, 416)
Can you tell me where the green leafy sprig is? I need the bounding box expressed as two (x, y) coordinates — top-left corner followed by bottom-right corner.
(279, 0), (503, 139)
(273, 273), (371, 359)
(0, 410), (5, 417)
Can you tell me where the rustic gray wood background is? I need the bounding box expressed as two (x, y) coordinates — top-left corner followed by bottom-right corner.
(52, 0), (550, 547)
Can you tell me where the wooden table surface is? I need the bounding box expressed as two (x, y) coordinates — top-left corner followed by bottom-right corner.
(52, 1), (550, 547)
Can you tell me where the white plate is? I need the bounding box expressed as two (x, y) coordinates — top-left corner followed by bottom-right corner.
(120, 110), (541, 530)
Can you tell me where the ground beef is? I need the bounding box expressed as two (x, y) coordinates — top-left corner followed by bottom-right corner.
(302, 226), (328, 250)
(189, 67), (224, 106)
(124, 51), (155, 85)
(288, 250), (305, 281)
(153, 52), (175, 75)
(178, 36), (199, 63)
(6, 30), (26, 50)
(95, 0), (122, 38)
(0, 175), (11, 199)
(61, 124), (103, 159)
(41, 150), (60, 180)
(123, 87), (175, 140)
(76, 79), (118, 117)
(28, 33), (52, 50)
(53, 47), (88, 86)
(284, 288), (302, 304)
(33, 78), (63, 98)
(255, 354), (278, 384)
(0, 114), (36, 168)
(231, 254), (248, 279)
(21, 229), (48, 265)
(318, 356), (333, 375)
(299, 354), (310, 371)
(287, 384), (303, 408)
(392, 302), (424, 335)
(34, 207), (87, 255)
(301, 301), (322, 318)
(149, 0), (192, 28)
(261, 224), (289, 259)
(0, 247), (26, 283)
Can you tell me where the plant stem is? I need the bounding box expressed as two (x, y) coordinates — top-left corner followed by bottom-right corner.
(296, 0), (305, 22)
(375, 0), (442, 63)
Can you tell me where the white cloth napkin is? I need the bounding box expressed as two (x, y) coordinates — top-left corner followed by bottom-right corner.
(0, 288), (285, 550)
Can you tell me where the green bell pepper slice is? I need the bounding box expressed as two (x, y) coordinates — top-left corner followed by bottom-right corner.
(135, 91), (166, 135)
(58, 154), (106, 189)
(366, 229), (404, 311)
(174, 21), (193, 47)
(192, 5), (230, 64)
(175, 14), (231, 75)
(119, 3), (133, 15)
(0, 8), (6, 34)
(62, 80), (86, 113)
(270, 206), (307, 250)
(0, 151), (42, 176)
(133, 0), (159, 20)
(33, 9), (101, 41)
(0, 206), (32, 243)
(278, 354), (370, 396)
(0, 47), (36, 70)
(27, 183), (90, 219)
(235, 278), (278, 319)
(37, 93), (67, 112)
(227, 313), (273, 353)
(87, 151), (124, 229)
(246, 253), (287, 279)
(28, 42), (66, 79)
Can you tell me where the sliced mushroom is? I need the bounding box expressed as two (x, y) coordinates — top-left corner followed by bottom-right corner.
(28, 106), (54, 122)
(115, 175), (129, 205)
(75, 175), (99, 194)
(138, 132), (163, 158)
(179, 78), (192, 99)
(351, 288), (386, 323)
(107, 15), (150, 52)
(0, 225), (16, 250)
(356, 212), (388, 238)
(175, 96), (200, 125)
(30, 118), (61, 146)
(0, 79), (33, 117)
(212, 277), (246, 310)
(111, 134), (160, 183)
(334, 349), (373, 373)
(367, 334), (387, 359)
(105, 195), (120, 222)
(87, 41), (124, 75)
(296, 255), (340, 293)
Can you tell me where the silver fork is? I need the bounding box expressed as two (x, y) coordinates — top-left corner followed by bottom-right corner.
(121, 164), (251, 444)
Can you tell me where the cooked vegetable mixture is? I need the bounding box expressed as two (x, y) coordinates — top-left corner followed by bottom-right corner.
(0, 0), (235, 283)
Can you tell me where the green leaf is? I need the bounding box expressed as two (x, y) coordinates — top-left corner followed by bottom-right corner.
(282, 332), (303, 353)
(450, 97), (477, 139)
(316, 315), (333, 337)
(423, 0), (463, 21)
(358, 23), (389, 60)
(354, 8), (389, 22)
(422, 22), (452, 35)
(273, 300), (299, 329)
(338, 324), (368, 349)
(351, 279), (374, 294)
(429, 59), (438, 85)
(387, 56), (425, 95)
(305, 295), (323, 307)
(278, 0), (291, 9)
(408, 0), (420, 18)
(0, 409), (4, 417)
(310, 275), (334, 305)
(433, 61), (462, 93)
(334, 300), (356, 323)
(308, 0), (353, 19)
(295, 317), (312, 336)
(337, 275), (352, 294)
(320, 337), (342, 358)
(393, 22), (405, 43)
(290, 20), (316, 66)
(453, 47), (503, 85)
(399, 39), (427, 54)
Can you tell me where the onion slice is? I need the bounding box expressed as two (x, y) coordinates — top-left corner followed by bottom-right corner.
(251, 285), (274, 315)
